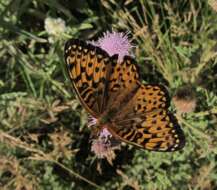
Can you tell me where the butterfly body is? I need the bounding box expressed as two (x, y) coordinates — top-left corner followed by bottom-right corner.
(64, 38), (185, 152)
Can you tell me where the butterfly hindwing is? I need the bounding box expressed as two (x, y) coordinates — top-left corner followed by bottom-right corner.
(111, 109), (185, 151)
(112, 83), (185, 151)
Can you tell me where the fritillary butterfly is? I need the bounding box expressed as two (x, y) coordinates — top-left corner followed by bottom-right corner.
(64, 39), (185, 151)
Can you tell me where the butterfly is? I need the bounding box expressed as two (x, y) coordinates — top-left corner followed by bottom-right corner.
(64, 39), (185, 152)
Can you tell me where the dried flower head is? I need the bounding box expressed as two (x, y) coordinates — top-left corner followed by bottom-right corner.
(173, 85), (196, 114)
(91, 31), (133, 62)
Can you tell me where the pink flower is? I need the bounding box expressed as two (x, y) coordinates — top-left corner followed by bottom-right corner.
(87, 115), (98, 128)
(88, 115), (120, 159)
(91, 128), (120, 160)
(91, 128), (113, 159)
(91, 31), (133, 62)
(99, 128), (112, 139)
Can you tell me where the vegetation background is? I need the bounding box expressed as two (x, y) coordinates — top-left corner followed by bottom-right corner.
(1, 0), (217, 189)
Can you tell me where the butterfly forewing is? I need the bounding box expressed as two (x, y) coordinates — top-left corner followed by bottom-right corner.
(65, 39), (112, 117)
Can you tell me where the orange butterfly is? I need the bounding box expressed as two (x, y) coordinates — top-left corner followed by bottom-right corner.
(64, 39), (185, 152)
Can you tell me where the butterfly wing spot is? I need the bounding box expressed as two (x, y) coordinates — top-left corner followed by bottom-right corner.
(78, 46), (82, 50)
(153, 86), (160, 90)
(123, 129), (136, 140)
(72, 44), (77, 49)
(87, 62), (92, 67)
(90, 50), (95, 56)
(83, 48), (88, 53)
(65, 45), (71, 53)
(161, 97), (166, 102)
(133, 132), (143, 142)
(94, 66), (100, 72)
(97, 54), (103, 62)
(149, 137), (165, 143)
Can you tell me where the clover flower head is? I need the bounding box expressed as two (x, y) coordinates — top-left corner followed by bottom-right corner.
(44, 17), (66, 42)
(92, 31), (133, 62)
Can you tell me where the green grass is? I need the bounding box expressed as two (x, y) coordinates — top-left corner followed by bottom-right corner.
(0, 0), (217, 189)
